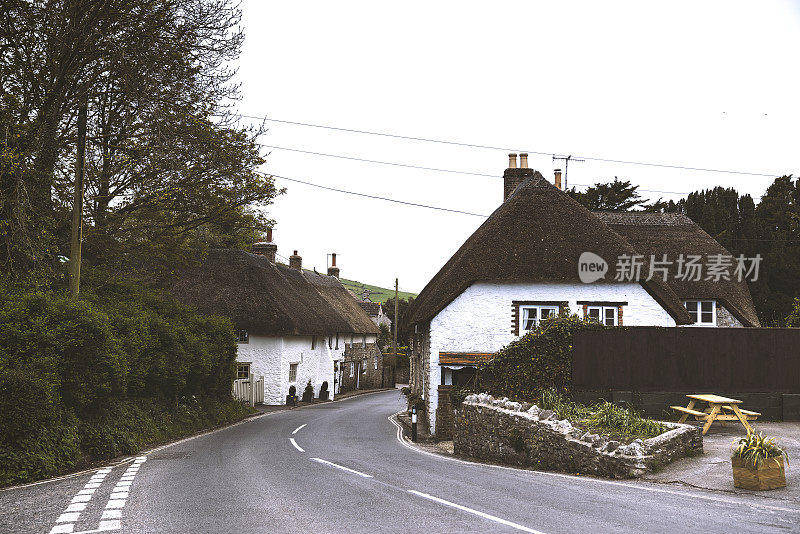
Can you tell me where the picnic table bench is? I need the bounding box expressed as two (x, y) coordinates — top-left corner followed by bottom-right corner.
(671, 394), (760, 435)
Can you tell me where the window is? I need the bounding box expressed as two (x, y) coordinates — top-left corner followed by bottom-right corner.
(335, 333), (339, 350)
(374, 357), (378, 370)
(520, 305), (559, 332)
(236, 363), (250, 380)
(236, 329), (249, 344)
(685, 300), (715, 325)
(349, 362), (354, 377)
(587, 306), (618, 326)
(311, 336), (316, 350)
(362, 359), (367, 373)
(289, 363), (298, 382)
(328, 336), (333, 349)
(362, 335), (367, 348)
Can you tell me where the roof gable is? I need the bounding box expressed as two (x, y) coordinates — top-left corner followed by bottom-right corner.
(405, 174), (692, 326)
(595, 211), (760, 327)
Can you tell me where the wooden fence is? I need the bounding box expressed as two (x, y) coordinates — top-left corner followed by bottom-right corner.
(572, 327), (800, 393)
(233, 375), (264, 406)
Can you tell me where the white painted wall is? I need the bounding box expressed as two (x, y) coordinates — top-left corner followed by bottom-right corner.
(237, 335), (338, 405)
(425, 281), (676, 431)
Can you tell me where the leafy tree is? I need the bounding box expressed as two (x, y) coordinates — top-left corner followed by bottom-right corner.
(0, 0), (279, 283)
(786, 298), (800, 327)
(568, 178), (648, 211)
(383, 296), (415, 347)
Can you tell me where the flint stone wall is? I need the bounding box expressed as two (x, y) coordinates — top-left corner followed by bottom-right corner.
(454, 394), (702, 478)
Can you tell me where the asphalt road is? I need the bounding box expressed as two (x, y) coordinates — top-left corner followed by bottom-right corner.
(2, 390), (799, 534)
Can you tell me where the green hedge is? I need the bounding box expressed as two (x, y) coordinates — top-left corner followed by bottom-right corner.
(0, 284), (245, 486)
(477, 314), (605, 400)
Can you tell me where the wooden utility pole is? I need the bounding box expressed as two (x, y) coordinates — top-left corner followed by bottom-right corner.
(392, 278), (399, 358)
(69, 99), (88, 297)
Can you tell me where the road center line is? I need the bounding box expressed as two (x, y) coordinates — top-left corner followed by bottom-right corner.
(289, 438), (305, 452)
(408, 490), (546, 534)
(292, 424), (307, 435)
(309, 458), (373, 478)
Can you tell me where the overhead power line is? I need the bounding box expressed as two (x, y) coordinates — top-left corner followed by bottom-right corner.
(261, 171), (489, 218)
(234, 113), (786, 179)
(262, 144), (691, 196)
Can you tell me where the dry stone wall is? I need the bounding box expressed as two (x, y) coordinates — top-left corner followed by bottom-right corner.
(454, 394), (702, 478)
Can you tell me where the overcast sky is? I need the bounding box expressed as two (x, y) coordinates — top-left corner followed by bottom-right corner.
(233, 1), (800, 295)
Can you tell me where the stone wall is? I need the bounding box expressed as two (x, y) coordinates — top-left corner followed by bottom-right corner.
(454, 394), (702, 479)
(340, 343), (383, 391)
(436, 385), (454, 439)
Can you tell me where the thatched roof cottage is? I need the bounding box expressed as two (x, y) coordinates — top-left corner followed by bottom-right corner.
(169, 239), (379, 404)
(405, 154), (760, 434)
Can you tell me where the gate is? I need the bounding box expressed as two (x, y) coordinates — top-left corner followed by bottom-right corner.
(233, 375), (264, 406)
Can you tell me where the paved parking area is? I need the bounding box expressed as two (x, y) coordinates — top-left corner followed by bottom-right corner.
(644, 422), (800, 501)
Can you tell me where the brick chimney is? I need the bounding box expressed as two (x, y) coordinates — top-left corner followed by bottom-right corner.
(289, 250), (302, 270)
(503, 154), (535, 201)
(327, 253), (340, 278)
(554, 169), (562, 190)
(251, 228), (277, 263)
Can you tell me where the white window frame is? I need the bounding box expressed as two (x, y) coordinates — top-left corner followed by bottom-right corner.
(587, 306), (618, 326)
(374, 357), (378, 370)
(684, 300), (716, 326)
(361, 359), (367, 374)
(288, 363), (298, 382)
(520, 305), (559, 332)
(236, 362), (251, 380)
(349, 362), (354, 377)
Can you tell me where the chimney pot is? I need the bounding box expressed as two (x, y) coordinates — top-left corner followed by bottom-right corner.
(508, 153), (517, 169)
(554, 168), (563, 190)
(289, 250), (302, 271)
(519, 153), (528, 169)
(327, 252), (340, 278)
(251, 229), (277, 263)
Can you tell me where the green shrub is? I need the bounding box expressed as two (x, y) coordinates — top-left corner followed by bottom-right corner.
(538, 387), (591, 421)
(478, 314), (605, 400)
(583, 401), (666, 441)
(449, 386), (473, 407)
(732, 431), (789, 468)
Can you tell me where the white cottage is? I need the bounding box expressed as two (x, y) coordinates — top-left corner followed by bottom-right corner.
(170, 240), (378, 404)
(405, 155), (760, 434)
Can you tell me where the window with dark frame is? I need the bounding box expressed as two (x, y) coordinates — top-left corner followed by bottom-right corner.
(236, 329), (249, 344)
(289, 363), (298, 382)
(236, 363), (250, 380)
(311, 336), (316, 350)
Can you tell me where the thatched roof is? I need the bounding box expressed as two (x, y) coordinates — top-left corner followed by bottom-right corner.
(168, 249), (378, 336)
(405, 174), (692, 327)
(595, 212), (760, 327)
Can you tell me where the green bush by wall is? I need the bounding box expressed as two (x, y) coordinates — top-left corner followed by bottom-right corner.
(0, 283), (246, 486)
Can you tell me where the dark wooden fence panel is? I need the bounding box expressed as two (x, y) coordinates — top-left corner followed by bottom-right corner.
(572, 327), (800, 393)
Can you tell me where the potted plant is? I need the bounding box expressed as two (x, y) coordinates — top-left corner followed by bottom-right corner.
(319, 381), (329, 401)
(286, 385), (297, 406)
(302, 379), (315, 403)
(731, 431), (789, 490)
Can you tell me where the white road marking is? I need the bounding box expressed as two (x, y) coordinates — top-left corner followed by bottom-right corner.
(84, 483), (101, 489)
(49, 524), (74, 533)
(71, 494), (92, 503)
(101, 510), (122, 520)
(110, 492), (128, 499)
(289, 437), (305, 452)
(65, 503), (87, 512)
(292, 423), (307, 435)
(388, 414), (800, 515)
(310, 458), (373, 478)
(105, 499), (126, 509)
(97, 519), (121, 531)
(57, 512), (81, 523)
(115, 480), (132, 487)
(77, 489), (96, 495)
(408, 490), (545, 534)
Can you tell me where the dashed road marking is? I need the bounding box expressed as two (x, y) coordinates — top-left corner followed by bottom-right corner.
(49, 456), (147, 534)
(408, 490), (546, 534)
(309, 458), (373, 478)
(292, 423), (307, 435)
(289, 437), (305, 452)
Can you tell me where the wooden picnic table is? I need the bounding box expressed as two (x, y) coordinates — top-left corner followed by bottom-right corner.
(671, 394), (760, 435)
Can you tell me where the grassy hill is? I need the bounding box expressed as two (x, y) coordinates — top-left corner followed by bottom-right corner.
(339, 278), (417, 303)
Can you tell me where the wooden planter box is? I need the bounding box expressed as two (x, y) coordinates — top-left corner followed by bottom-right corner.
(732, 456), (786, 490)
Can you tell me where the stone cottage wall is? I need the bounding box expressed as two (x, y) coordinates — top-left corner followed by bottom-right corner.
(454, 395), (702, 478)
(340, 343), (383, 392)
